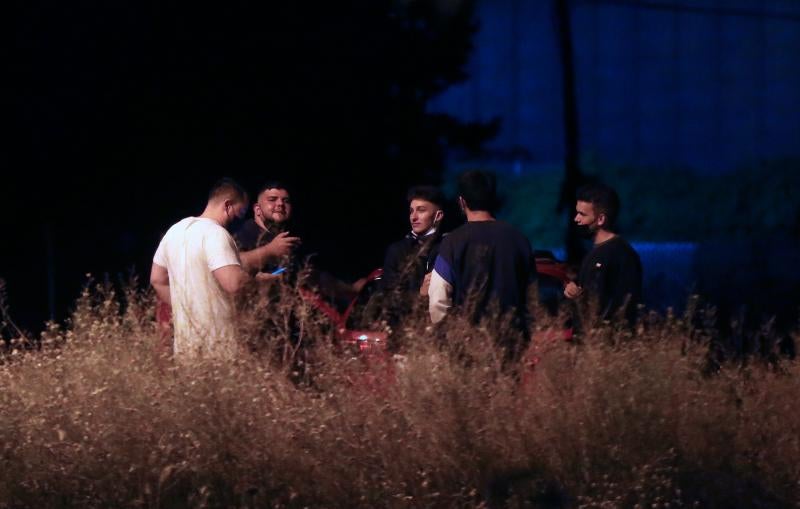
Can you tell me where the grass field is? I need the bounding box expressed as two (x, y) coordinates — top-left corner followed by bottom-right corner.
(1, 279), (798, 508)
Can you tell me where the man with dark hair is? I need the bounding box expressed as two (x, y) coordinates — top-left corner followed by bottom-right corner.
(233, 181), (301, 272)
(150, 178), (284, 360)
(428, 170), (533, 337)
(564, 183), (642, 323)
(232, 180), (365, 304)
(382, 185), (447, 295)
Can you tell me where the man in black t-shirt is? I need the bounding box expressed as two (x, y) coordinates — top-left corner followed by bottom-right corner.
(233, 181), (301, 273)
(428, 171), (533, 336)
(564, 183), (642, 323)
(233, 181), (365, 304)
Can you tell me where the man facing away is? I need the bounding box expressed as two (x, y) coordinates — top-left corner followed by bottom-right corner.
(563, 183), (642, 324)
(428, 170), (533, 338)
(150, 178), (288, 360)
(382, 185), (446, 296)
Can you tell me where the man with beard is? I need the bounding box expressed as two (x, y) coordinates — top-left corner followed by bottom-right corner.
(234, 181), (364, 303)
(233, 181), (301, 273)
(150, 178), (283, 360)
(564, 183), (642, 323)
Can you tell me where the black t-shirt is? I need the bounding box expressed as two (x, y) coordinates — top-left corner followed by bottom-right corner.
(434, 220), (533, 324)
(233, 219), (275, 252)
(577, 236), (642, 321)
(232, 219), (304, 274)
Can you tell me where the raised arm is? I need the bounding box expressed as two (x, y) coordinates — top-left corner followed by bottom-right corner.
(239, 231), (301, 273)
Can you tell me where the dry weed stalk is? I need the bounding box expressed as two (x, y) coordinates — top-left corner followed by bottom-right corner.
(0, 277), (797, 508)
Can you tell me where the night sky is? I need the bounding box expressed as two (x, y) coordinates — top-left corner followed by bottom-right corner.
(6, 0), (800, 333)
(6, 1), (494, 331)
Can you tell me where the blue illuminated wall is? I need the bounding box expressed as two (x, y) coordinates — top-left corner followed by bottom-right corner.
(429, 0), (800, 174)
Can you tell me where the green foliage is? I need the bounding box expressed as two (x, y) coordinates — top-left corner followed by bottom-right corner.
(465, 158), (800, 246)
(593, 157), (800, 241)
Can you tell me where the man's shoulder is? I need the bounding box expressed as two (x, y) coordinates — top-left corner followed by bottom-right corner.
(592, 236), (640, 263)
(607, 236), (638, 255)
(442, 222), (474, 241)
(232, 219), (263, 250)
(162, 217), (195, 240)
(385, 235), (416, 259)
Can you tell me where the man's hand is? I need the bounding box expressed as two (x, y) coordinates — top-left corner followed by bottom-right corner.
(240, 232), (302, 273)
(254, 271), (281, 283)
(419, 272), (432, 297)
(563, 281), (583, 300)
(267, 231), (301, 259)
(352, 276), (369, 294)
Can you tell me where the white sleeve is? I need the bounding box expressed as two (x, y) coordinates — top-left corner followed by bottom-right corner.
(428, 268), (453, 323)
(205, 228), (242, 271)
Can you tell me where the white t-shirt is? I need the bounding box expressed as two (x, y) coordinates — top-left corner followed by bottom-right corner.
(153, 217), (242, 360)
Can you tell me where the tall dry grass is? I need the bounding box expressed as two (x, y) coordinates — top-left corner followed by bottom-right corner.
(1, 278), (799, 508)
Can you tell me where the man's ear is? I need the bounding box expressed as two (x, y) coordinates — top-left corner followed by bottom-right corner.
(434, 209), (444, 224)
(597, 212), (607, 228)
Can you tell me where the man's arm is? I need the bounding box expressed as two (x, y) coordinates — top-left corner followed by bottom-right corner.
(212, 265), (250, 294)
(428, 269), (453, 323)
(381, 243), (401, 291)
(239, 231), (301, 273)
(604, 252), (642, 319)
(150, 263), (171, 305)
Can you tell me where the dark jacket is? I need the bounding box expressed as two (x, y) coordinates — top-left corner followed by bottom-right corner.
(382, 230), (444, 294)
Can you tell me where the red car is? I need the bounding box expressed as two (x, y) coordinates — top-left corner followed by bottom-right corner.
(155, 256), (571, 364)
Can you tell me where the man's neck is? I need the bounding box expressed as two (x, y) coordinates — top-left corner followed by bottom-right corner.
(254, 216), (267, 231)
(199, 205), (225, 226)
(257, 218), (288, 235)
(412, 227), (437, 239)
(593, 229), (616, 245)
(465, 210), (495, 222)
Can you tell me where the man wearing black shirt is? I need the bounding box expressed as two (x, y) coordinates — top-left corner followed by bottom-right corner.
(233, 181), (300, 272)
(564, 183), (642, 323)
(233, 181), (364, 303)
(428, 170), (533, 335)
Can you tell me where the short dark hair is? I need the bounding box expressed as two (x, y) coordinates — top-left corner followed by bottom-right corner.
(576, 183), (620, 230)
(208, 177), (248, 204)
(257, 181), (291, 198)
(457, 170), (497, 212)
(407, 185), (445, 209)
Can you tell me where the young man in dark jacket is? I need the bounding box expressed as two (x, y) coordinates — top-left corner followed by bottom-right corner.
(382, 186), (447, 296)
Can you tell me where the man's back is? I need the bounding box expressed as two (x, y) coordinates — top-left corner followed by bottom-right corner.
(434, 220), (532, 321)
(154, 217), (241, 359)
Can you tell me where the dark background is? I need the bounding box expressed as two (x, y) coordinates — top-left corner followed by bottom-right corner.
(5, 0), (495, 332)
(5, 0), (800, 334)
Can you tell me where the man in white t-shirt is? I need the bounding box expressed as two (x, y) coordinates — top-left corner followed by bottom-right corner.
(150, 178), (292, 360)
